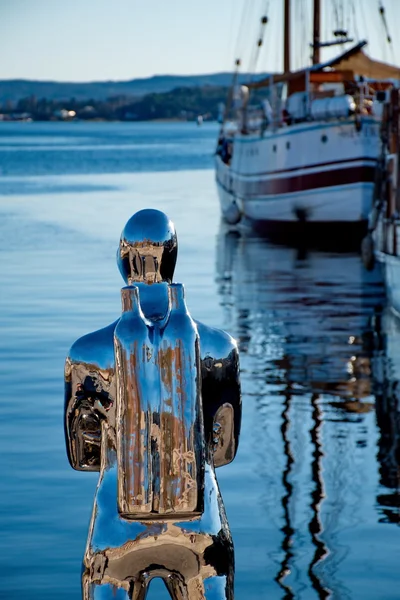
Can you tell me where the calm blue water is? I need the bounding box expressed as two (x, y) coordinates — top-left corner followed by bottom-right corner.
(0, 122), (399, 599)
(0, 121), (215, 178)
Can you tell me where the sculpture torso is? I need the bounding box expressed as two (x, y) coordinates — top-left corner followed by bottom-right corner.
(65, 283), (240, 482)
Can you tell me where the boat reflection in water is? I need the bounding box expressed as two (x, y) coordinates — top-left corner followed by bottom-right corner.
(215, 227), (400, 598)
(373, 308), (400, 526)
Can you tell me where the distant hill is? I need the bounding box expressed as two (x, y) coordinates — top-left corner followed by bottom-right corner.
(0, 73), (269, 104)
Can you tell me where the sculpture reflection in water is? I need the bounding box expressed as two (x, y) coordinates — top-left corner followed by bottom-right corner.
(216, 227), (386, 599)
(64, 210), (241, 599)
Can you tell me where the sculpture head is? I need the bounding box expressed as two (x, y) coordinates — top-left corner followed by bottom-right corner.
(117, 209), (178, 284)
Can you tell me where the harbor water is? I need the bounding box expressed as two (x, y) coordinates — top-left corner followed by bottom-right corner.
(0, 122), (399, 599)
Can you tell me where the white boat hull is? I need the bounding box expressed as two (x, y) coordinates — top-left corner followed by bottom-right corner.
(373, 216), (400, 316)
(376, 251), (400, 317)
(216, 173), (373, 222)
(216, 118), (380, 238)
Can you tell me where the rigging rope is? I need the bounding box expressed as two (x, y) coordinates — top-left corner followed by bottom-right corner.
(257, 0), (276, 76)
(248, 1), (270, 79)
(248, 1), (266, 72)
(233, 0), (252, 71)
(301, 0), (310, 67)
(295, 0), (301, 70)
(378, 1), (392, 45)
(331, 0), (340, 32)
(378, 1), (395, 63)
(350, 0), (360, 42)
(339, 0), (345, 32)
(225, 1), (236, 70)
(357, 0), (370, 47)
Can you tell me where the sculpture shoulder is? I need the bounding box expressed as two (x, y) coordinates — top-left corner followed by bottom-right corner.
(195, 320), (238, 361)
(68, 320), (119, 371)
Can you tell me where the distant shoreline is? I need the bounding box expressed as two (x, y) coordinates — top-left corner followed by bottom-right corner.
(0, 117), (218, 124)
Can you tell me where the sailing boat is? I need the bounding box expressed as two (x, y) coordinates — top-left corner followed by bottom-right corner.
(364, 87), (400, 315)
(215, 0), (400, 245)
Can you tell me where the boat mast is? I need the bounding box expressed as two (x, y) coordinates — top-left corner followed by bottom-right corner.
(312, 0), (321, 65)
(284, 0), (290, 72)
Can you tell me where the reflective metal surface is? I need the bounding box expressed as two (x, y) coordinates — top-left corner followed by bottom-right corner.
(64, 209), (241, 599)
(114, 283), (203, 517)
(117, 209), (178, 284)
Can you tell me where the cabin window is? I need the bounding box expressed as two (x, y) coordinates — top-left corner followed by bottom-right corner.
(321, 134), (328, 143)
(286, 141), (290, 149)
(273, 144), (277, 152)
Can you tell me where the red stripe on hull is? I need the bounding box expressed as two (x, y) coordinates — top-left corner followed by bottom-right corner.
(230, 165), (376, 196)
(231, 156), (377, 178)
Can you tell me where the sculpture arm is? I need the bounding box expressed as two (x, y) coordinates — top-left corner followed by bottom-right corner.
(64, 357), (102, 471)
(64, 322), (117, 471)
(201, 340), (241, 468)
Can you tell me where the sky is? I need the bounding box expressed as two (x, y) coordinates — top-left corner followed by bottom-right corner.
(1, 0), (400, 82)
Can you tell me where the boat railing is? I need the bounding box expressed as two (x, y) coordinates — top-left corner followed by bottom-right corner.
(225, 81), (390, 139)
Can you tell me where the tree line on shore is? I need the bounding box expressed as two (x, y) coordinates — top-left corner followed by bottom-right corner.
(0, 85), (233, 122)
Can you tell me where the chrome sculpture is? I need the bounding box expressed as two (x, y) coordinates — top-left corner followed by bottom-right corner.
(64, 209), (241, 599)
